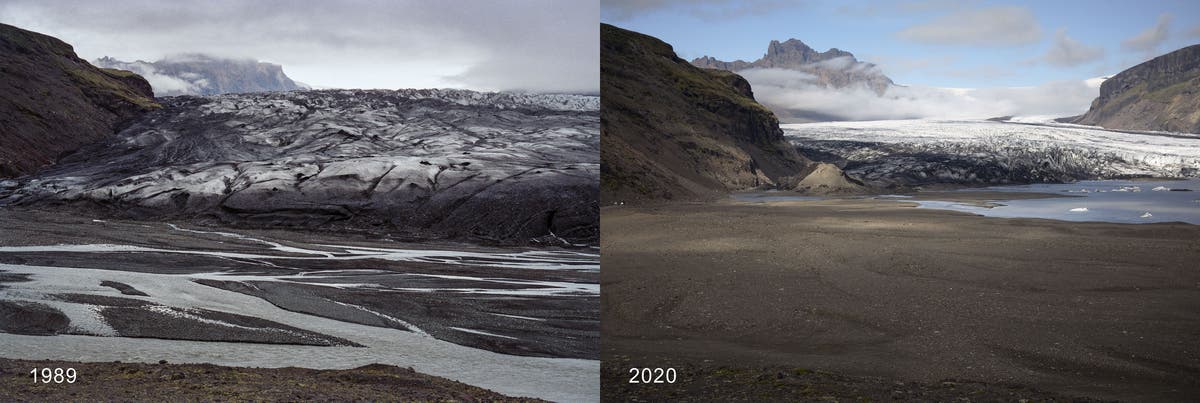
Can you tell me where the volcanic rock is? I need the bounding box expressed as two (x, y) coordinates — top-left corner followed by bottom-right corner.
(600, 24), (814, 203)
(0, 23), (158, 178)
(1073, 44), (1200, 134)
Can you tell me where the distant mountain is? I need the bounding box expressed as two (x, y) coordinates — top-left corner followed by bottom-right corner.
(1071, 45), (1200, 134)
(95, 54), (306, 96)
(600, 24), (861, 203)
(0, 23), (158, 178)
(692, 38), (893, 95)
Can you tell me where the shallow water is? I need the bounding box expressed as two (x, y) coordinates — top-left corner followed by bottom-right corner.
(0, 262), (598, 402)
(0, 222), (599, 402)
(732, 191), (824, 203)
(924, 179), (1200, 224)
(733, 179), (1200, 224)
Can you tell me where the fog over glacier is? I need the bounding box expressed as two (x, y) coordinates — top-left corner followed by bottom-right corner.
(741, 67), (1105, 121)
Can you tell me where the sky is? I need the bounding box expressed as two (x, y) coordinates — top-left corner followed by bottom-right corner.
(0, 0), (599, 94)
(602, 0), (1200, 87)
(601, 0), (1200, 119)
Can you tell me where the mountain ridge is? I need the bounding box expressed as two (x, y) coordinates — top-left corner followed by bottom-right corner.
(691, 38), (893, 95)
(95, 54), (305, 96)
(600, 24), (863, 203)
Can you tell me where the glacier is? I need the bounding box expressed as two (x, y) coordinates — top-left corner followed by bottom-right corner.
(784, 119), (1200, 188)
(0, 89), (600, 245)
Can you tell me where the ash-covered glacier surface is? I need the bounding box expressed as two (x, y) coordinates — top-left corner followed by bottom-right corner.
(0, 89), (599, 245)
(784, 119), (1200, 188)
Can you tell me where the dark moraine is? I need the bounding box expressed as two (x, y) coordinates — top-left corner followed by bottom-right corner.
(0, 300), (70, 335)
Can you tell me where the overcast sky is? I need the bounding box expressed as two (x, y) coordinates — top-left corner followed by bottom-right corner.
(602, 0), (1200, 118)
(0, 0), (598, 93)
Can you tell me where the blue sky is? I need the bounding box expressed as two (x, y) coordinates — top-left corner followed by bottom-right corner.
(602, 0), (1200, 88)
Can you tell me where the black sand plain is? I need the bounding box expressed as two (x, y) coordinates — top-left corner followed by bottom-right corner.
(601, 195), (1200, 401)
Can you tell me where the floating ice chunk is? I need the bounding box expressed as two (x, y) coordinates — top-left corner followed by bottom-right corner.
(1069, 207), (1089, 212)
(1152, 186), (1170, 191)
(1141, 212), (1153, 218)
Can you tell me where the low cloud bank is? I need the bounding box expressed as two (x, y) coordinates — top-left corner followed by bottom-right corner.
(740, 68), (1104, 121)
(107, 62), (203, 96)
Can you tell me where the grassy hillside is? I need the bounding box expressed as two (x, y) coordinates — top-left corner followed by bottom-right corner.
(600, 24), (812, 203)
(1074, 44), (1200, 134)
(0, 23), (158, 178)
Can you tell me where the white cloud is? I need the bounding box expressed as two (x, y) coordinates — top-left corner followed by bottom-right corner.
(896, 6), (1042, 46)
(864, 54), (958, 76)
(740, 68), (1102, 121)
(1121, 14), (1172, 53)
(102, 62), (201, 96)
(601, 0), (803, 22)
(1043, 28), (1105, 67)
(1188, 24), (1200, 38)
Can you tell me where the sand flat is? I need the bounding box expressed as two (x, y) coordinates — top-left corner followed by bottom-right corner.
(601, 198), (1200, 401)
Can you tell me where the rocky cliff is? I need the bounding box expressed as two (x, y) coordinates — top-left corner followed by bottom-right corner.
(692, 38), (893, 95)
(601, 24), (836, 203)
(1073, 44), (1200, 134)
(0, 23), (158, 178)
(95, 54), (306, 96)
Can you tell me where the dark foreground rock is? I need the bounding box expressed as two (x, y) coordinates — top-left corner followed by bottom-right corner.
(0, 358), (544, 402)
(600, 24), (819, 203)
(0, 89), (599, 245)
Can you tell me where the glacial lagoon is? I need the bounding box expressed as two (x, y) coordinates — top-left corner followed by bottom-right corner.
(917, 179), (1200, 224)
(735, 179), (1200, 224)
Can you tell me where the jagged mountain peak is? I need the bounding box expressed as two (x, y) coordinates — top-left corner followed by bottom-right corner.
(766, 39), (855, 64)
(691, 37), (893, 97)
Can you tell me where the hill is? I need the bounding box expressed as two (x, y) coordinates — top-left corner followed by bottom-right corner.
(601, 24), (827, 203)
(1073, 44), (1200, 134)
(0, 23), (158, 178)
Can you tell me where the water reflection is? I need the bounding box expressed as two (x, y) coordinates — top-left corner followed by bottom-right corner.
(922, 179), (1200, 224)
